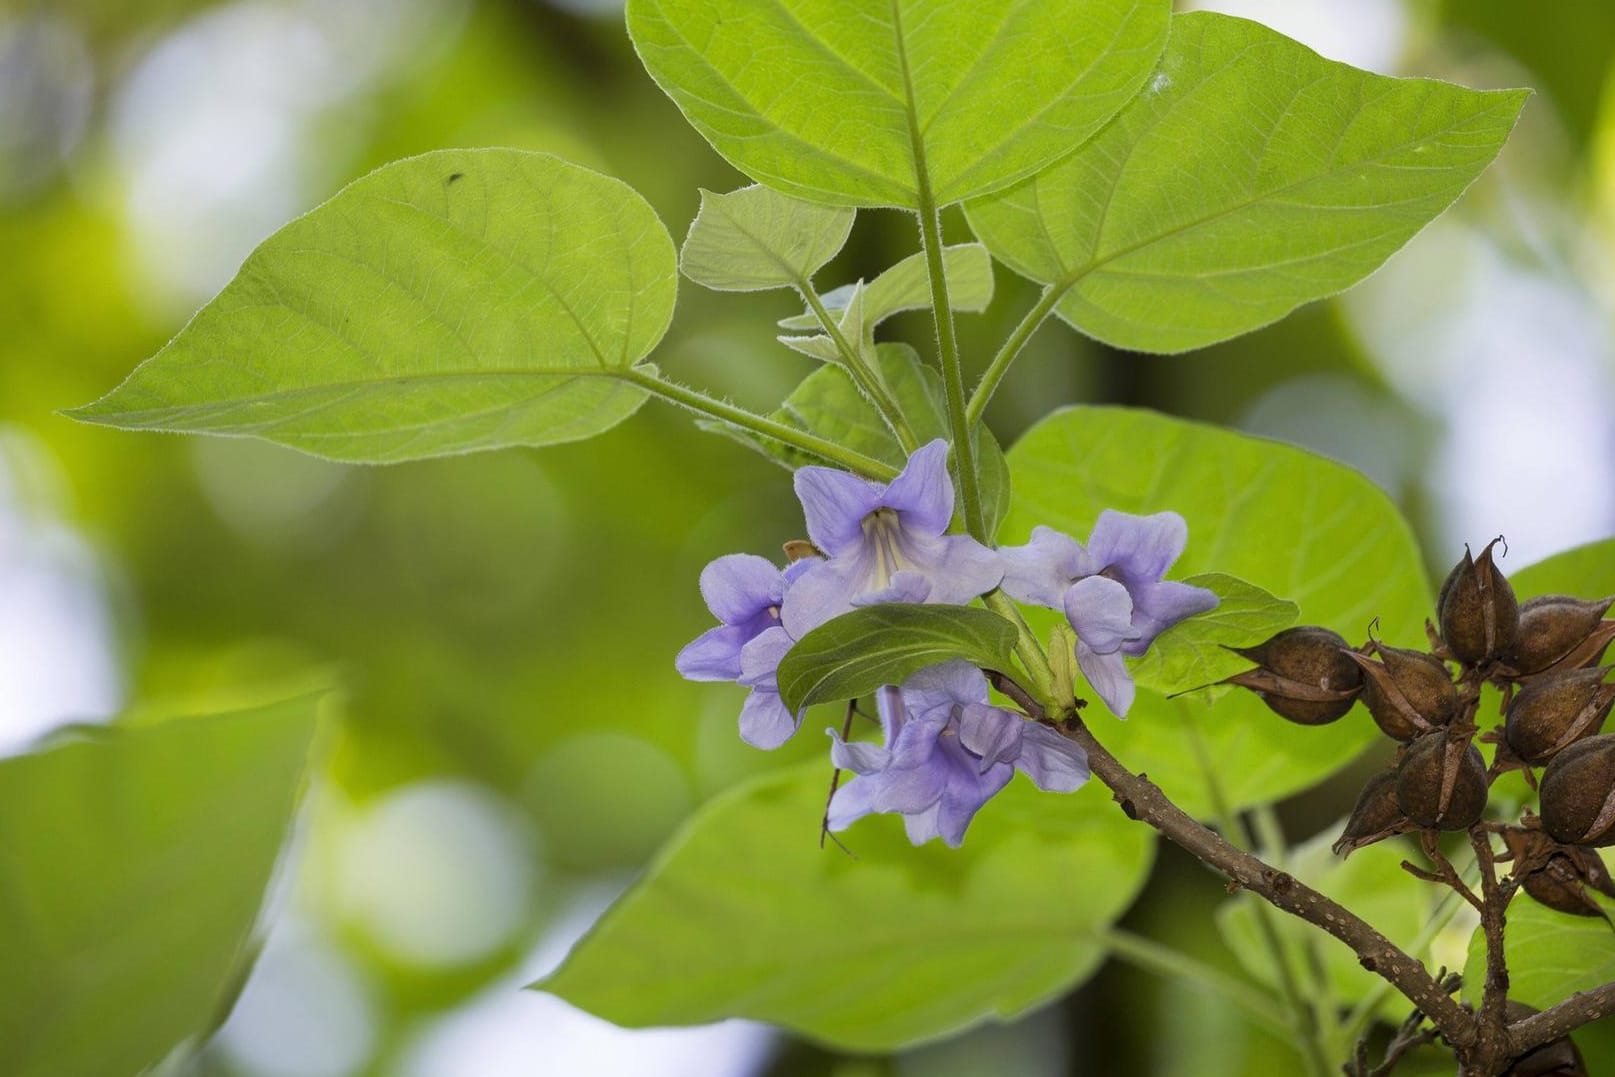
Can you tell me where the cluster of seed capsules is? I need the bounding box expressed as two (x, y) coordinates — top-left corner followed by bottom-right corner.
(1224, 539), (1615, 920)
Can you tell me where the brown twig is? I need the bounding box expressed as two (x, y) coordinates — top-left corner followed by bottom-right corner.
(1050, 710), (1474, 1048)
(1509, 982), (1615, 1055)
(1470, 830), (1512, 1068)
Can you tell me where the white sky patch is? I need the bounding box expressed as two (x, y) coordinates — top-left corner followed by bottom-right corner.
(400, 883), (777, 1077)
(1181, 0), (1409, 74)
(334, 780), (538, 969)
(0, 430), (121, 757)
(1343, 218), (1615, 567)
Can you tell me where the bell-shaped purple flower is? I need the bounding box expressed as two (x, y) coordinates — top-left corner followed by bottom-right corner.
(825, 661), (1089, 847)
(677, 555), (816, 749)
(780, 440), (1002, 638)
(1000, 511), (1218, 717)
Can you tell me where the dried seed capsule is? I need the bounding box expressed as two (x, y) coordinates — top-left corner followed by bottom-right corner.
(1437, 538), (1519, 666)
(1504, 667), (1615, 766)
(1332, 769), (1409, 856)
(1223, 626), (1363, 725)
(1344, 643), (1457, 741)
(1521, 847), (1615, 920)
(1504, 1002), (1590, 1076)
(1540, 734), (1615, 847)
(1395, 734), (1488, 830)
(1505, 595), (1615, 675)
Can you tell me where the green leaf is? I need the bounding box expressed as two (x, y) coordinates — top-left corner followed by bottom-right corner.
(680, 184), (855, 291)
(963, 11), (1529, 354)
(627, 0), (1171, 208)
(0, 695), (324, 1077)
(536, 763), (1154, 1050)
(1217, 826), (1442, 1017)
(710, 342), (1013, 535)
(1005, 406), (1430, 817)
(777, 244), (996, 332)
(1462, 890), (1615, 1009)
(777, 603), (1019, 714)
(68, 150), (676, 463)
(1510, 538), (1615, 601)
(1129, 573), (1298, 697)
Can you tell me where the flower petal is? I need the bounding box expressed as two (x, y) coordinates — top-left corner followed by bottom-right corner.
(737, 626), (793, 690)
(999, 525), (1095, 608)
(1017, 725), (1091, 792)
(828, 728), (889, 773)
(674, 624), (749, 681)
(698, 553), (785, 624)
(825, 775), (878, 831)
(1121, 579), (1221, 656)
(852, 570), (932, 606)
(778, 553), (873, 638)
(955, 704), (1024, 771)
(1088, 510), (1188, 584)
(894, 531), (1003, 605)
(902, 659), (989, 717)
(738, 687), (799, 748)
(933, 753), (1013, 847)
(881, 440), (954, 535)
(1077, 642), (1135, 717)
(902, 802), (944, 845)
(1064, 575), (1137, 653)
(794, 466), (880, 556)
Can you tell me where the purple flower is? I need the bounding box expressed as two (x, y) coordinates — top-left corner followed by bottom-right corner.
(780, 440), (1002, 638)
(1000, 511), (1218, 717)
(676, 555), (816, 748)
(825, 661), (1089, 847)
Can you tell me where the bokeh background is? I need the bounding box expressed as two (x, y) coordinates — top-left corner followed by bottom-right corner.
(3, 0), (1613, 1073)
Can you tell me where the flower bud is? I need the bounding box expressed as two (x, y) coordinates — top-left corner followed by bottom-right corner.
(1437, 538), (1519, 666)
(1223, 626), (1363, 725)
(1332, 769), (1409, 856)
(1540, 734), (1615, 847)
(1396, 734), (1488, 830)
(1504, 1002), (1590, 1076)
(1503, 667), (1615, 766)
(1504, 595), (1615, 676)
(1344, 643), (1457, 742)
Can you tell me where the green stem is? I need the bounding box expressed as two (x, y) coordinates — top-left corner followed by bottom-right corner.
(1099, 927), (1294, 1042)
(1253, 804), (1341, 1052)
(983, 590), (1057, 704)
(797, 284), (919, 451)
(890, 2), (984, 540)
(914, 201), (985, 540)
(1183, 715), (1333, 1077)
(624, 368), (897, 480)
(965, 284), (1061, 427)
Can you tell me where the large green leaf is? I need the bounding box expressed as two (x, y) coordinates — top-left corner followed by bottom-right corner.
(0, 695), (324, 1077)
(1005, 407), (1430, 817)
(1462, 890), (1615, 1009)
(963, 11), (1529, 354)
(711, 343), (1014, 535)
(1130, 572), (1298, 698)
(626, 0), (1171, 208)
(536, 763), (1154, 1050)
(680, 184), (855, 291)
(1509, 537), (1615, 600)
(777, 603), (1019, 713)
(68, 150), (676, 463)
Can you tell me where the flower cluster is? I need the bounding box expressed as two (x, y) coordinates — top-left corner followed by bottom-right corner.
(677, 440), (1217, 846)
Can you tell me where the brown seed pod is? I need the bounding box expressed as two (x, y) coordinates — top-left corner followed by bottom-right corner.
(1540, 734), (1615, 847)
(1437, 538), (1519, 666)
(1504, 1001), (1590, 1076)
(1503, 667), (1615, 766)
(1344, 643), (1457, 742)
(1505, 595), (1615, 676)
(1395, 734), (1488, 830)
(1332, 769), (1410, 856)
(1521, 848), (1615, 921)
(1223, 626), (1363, 725)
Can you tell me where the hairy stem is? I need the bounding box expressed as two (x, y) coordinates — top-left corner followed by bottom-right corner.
(797, 283), (920, 452)
(965, 284), (1060, 427)
(624, 369), (897, 479)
